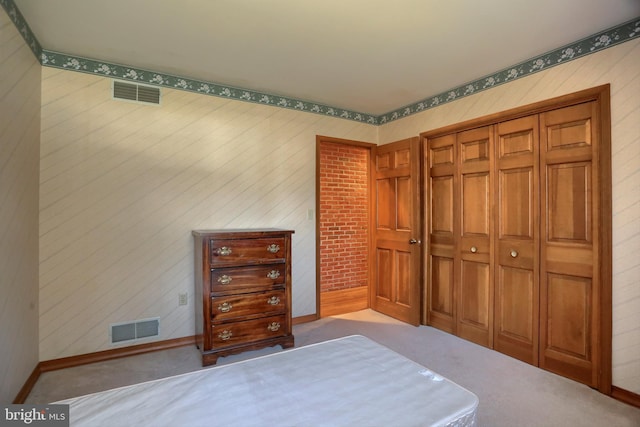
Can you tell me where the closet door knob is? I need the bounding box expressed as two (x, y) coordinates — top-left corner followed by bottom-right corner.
(470, 246), (478, 253)
(510, 250), (518, 258)
(409, 239), (420, 244)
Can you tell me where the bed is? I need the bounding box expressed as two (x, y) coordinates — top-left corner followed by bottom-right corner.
(58, 335), (479, 426)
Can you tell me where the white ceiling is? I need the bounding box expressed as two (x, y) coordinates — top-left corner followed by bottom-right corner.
(13, 0), (640, 115)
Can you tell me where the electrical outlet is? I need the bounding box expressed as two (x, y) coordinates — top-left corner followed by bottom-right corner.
(178, 292), (188, 306)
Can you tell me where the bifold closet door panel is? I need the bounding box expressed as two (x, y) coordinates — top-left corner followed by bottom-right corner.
(421, 86), (610, 391)
(457, 127), (493, 348)
(539, 101), (599, 387)
(426, 134), (456, 332)
(493, 115), (540, 365)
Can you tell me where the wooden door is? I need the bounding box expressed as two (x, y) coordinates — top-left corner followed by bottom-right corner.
(372, 137), (421, 325)
(539, 101), (601, 387)
(494, 115), (540, 365)
(456, 127), (493, 347)
(425, 134), (456, 332)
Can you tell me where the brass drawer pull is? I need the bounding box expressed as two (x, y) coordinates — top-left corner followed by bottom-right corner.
(218, 330), (233, 341)
(510, 249), (519, 258)
(266, 270), (280, 280)
(267, 322), (281, 332)
(217, 275), (233, 285)
(215, 246), (232, 256)
(267, 296), (281, 306)
(470, 246), (478, 253)
(266, 244), (280, 254)
(218, 302), (233, 313)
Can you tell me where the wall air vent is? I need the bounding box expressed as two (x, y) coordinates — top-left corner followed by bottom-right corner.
(110, 317), (160, 344)
(113, 80), (161, 105)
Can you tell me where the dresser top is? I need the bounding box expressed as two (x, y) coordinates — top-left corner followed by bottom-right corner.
(192, 228), (294, 237)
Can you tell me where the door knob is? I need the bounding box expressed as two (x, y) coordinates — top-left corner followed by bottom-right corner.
(409, 239), (420, 244)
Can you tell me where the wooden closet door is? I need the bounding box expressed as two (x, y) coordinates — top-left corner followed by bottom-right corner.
(456, 127), (493, 347)
(494, 116), (540, 365)
(421, 85), (611, 392)
(426, 134), (456, 332)
(539, 102), (600, 387)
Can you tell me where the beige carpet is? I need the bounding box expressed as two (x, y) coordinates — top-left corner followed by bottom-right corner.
(26, 309), (640, 426)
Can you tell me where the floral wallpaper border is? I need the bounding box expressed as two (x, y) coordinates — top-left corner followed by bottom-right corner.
(38, 50), (378, 124)
(378, 17), (640, 124)
(2, 0), (638, 125)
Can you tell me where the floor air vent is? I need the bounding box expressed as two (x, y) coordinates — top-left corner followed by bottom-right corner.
(110, 317), (160, 344)
(113, 80), (161, 105)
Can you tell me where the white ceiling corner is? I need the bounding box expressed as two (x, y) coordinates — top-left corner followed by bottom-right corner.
(12, 0), (640, 116)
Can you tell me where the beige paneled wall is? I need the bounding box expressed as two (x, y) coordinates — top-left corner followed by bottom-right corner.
(379, 39), (640, 393)
(38, 68), (377, 361)
(0, 10), (41, 402)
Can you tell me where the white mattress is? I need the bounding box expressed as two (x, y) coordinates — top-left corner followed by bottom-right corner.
(58, 335), (478, 427)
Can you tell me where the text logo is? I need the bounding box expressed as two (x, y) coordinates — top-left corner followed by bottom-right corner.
(1, 405), (69, 426)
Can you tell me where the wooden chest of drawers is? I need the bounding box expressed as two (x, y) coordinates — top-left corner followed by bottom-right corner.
(193, 229), (295, 365)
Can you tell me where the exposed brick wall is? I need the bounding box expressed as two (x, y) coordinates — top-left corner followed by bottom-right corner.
(319, 142), (369, 293)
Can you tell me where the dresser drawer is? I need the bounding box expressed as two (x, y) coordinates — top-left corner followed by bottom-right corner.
(211, 315), (287, 348)
(212, 290), (286, 321)
(209, 237), (286, 266)
(211, 264), (285, 294)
